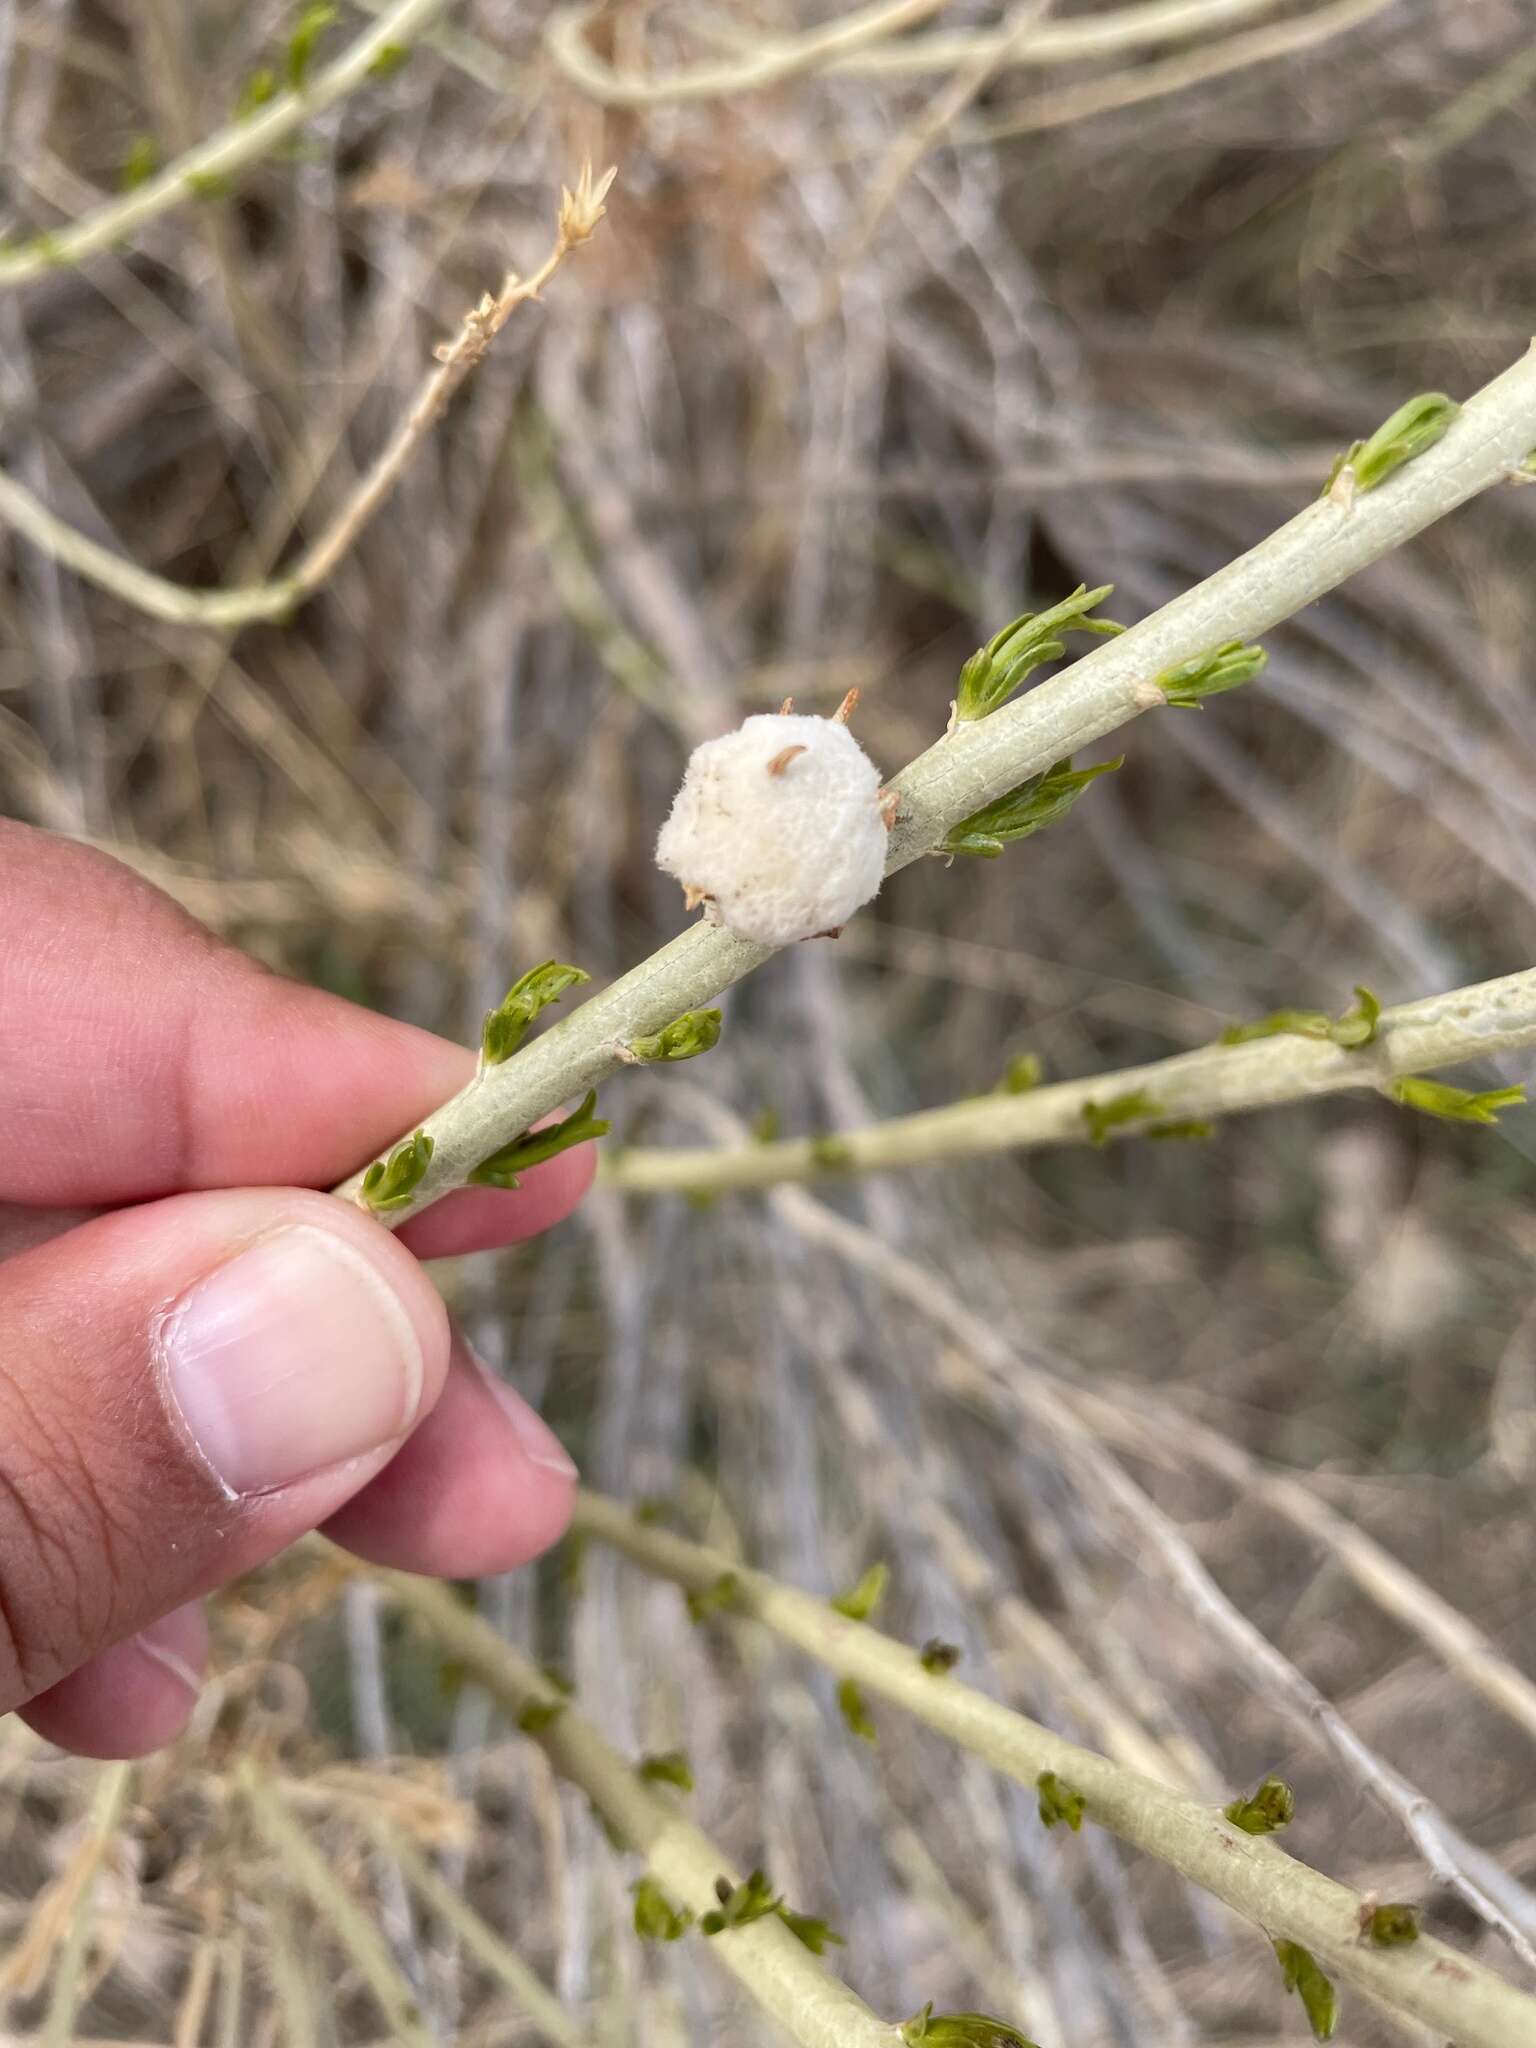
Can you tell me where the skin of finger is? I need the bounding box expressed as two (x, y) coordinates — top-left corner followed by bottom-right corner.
(0, 1186), (449, 1710)
(1, 1141), (596, 1271)
(0, 821), (472, 1204)
(1, 826), (600, 1234)
(322, 1332), (577, 1576)
(18, 1603), (207, 1759)
(393, 1142), (596, 1260)
(20, 1329), (580, 1756)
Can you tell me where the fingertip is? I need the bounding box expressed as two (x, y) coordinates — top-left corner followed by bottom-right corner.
(323, 1333), (577, 1578)
(19, 1604), (207, 1759)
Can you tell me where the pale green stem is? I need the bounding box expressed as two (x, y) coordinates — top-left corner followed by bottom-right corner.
(546, 0), (1290, 103)
(369, 1565), (902, 2048)
(962, 0), (1397, 147)
(571, 1491), (1536, 2048)
(603, 966), (1536, 1193)
(0, 0), (453, 288)
(545, 0), (952, 107)
(332, 348), (1536, 1222)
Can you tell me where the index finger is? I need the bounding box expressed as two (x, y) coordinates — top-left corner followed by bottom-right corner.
(0, 823), (578, 1224)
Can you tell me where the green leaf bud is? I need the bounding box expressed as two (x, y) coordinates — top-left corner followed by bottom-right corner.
(954, 586), (1123, 722)
(1036, 1770), (1085, 1831)
(482, 960), (590, 1066)
(942, 756), (1122, 857)
(638, 1750), (694, 1793)
(1390, 1077), (1524, 1125)
(1274, 1940), (1338, 2040)
(468, 1090), (609, 1188)
(360, 1129), (434, 1211)
(901, 2003), (1042, 2046)
(1365, 1902), (1420, 1947)
(832, 1563), (888, 1621)
(837, 1679), (877, 1744)
(684, 1572), (743, 1625)
(632, 1877), (693, 1942)
(1224, 1774), (1295, 1835)
(625, 1009), (723, 1063)
(1081, 1088), (1161, 1147)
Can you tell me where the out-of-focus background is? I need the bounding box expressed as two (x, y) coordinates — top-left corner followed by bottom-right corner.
(3, 1), (1536, 2041)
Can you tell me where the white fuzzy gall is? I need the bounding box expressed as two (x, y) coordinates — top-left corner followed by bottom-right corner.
(655, 713), (890, 947)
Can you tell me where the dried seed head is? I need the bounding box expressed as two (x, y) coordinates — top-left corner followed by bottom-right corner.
(656, 713), (889, 946)
(559, 162), (617, 246)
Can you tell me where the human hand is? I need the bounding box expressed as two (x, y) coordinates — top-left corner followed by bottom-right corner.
(0, 822), (593, 1757)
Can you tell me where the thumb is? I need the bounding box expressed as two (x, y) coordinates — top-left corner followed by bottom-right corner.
(0, 1187), (448, 1712)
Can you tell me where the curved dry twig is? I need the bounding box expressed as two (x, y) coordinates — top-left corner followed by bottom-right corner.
(546, 0), (1295, 104)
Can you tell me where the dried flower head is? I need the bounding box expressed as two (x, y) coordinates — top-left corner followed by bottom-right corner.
(656, 713), (890, 946)
(559, 162), (617, 246)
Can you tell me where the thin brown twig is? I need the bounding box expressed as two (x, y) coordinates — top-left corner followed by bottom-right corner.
(0, 168), (616, 629)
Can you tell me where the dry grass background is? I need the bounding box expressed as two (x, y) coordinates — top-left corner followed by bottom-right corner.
(3, 0), (1536, 2042)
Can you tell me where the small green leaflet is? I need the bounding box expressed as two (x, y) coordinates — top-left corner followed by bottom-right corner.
(837, 1679), (877, 1744)
(632, 1877), (693, 1942)
(1390, 1077), (1524, 1125)
(468, 1090), (609, 1188)
(832, 1563), (888, 1622)
(482, 960), (590, 1066)
(1157, 640), (1267, 709)
(360, 1129), (433, 1211)
(902, 2003), (1042, 2046)
(1274, 1941), (1338, 2040)
(1323, 392), (1460, 501)
(1036, 1770), (1085, 1831)
(1220, 985), (1380, 1050)
(954, 585), (1124, 721)
(625, 1009), (722, 1063)
(1224, 1775), (1295, 1835)
(638, 1750), (694, 1793)
(1081, 1088), (1160, 1147)
(942, 757), (1122, 858)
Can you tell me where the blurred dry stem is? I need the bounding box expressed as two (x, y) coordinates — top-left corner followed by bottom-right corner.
(0, 0), (454, 286)
(0, 1760), (132, 2039)
(1061, 1378), (1536, 1751)
(236, 1759), (437, 2048)
(372, 1821), (597, 2048)
(546, 0), (1302, 102)
(765, 1170), (1536, 1975)
(370, 1565), (902, 2048)
(570, 1490), (1536, 2047)
(964, 0), (1402, 143)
